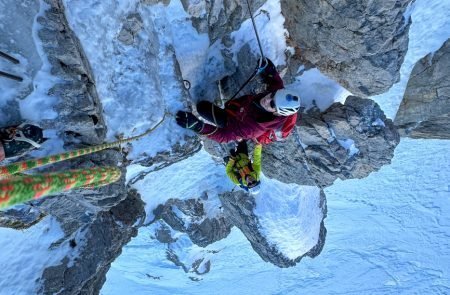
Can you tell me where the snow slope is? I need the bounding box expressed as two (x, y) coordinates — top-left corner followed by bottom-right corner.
(0, 217), (72, 294)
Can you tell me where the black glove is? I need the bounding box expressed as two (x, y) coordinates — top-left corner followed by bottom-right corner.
(256, 58), (277, 80)
(175, 111), (204, 133)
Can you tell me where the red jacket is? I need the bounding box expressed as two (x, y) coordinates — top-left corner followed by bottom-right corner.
(199, 72), (298, 144)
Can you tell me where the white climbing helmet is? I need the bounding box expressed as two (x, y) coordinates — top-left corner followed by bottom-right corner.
(273, 88), (301, 116)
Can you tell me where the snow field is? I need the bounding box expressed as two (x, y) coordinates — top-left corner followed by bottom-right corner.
(0, 216), (70, 294)
(255, 179), (324, 260)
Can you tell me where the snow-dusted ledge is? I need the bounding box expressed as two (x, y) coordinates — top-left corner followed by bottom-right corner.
(219, 180), (327, 268)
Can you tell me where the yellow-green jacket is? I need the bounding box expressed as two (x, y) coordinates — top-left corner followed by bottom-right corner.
(225, 143), (262, 187)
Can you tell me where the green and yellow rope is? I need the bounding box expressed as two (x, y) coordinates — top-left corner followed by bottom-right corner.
(0, 167), (121, 209)
(0, 114), (166, 209)
(0, 113), (165, 178)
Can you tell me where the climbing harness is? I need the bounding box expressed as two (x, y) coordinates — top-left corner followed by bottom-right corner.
(0, 50), (23, 82)
(0, 114), (166, 209)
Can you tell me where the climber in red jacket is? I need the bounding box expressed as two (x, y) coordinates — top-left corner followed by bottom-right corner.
(176, 58), (301, 144)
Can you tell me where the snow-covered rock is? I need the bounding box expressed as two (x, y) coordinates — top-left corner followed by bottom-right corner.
(0, 0), (416, 293)
(38, 0), (106, 144)
(38, 188), (145, 294)
(280, 0), (412, 97)
(153, 197), (233, 247)
(219, 188), (327, 268)
(151, 220), (221, 278)
(394, 38), (450, 139)
(264, 96), (400, 187)
(181, 0), (266, 43)
(1, 1), (146, 293)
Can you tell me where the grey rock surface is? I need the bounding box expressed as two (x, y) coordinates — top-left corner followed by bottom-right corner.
(38, 0), (106, 145)
(0, 205), (46, 230)
(264, 96), (400, 187)
(394, 38), (450, 139)
(150, 220), (216, 277)
(0, 1), (146, 294)
(38, 188), (145, 295)
(179, 0), (412, 105)
(280, 0), (412, 97)
(118, 13), (144, 45)
(178, 0), (267, 102)
(153, 196), (232, 247)
(181, 0), (265, 43)
(219, 190), (327, 268)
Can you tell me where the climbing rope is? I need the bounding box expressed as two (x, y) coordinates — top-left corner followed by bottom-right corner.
(228, 0), (266, 101)
(0, 113), (166, 209)
(228, 70), (259, 101)
(0, 113), (166, 178)
(245, 0), (265, 61)
(0, 167), (121, 209)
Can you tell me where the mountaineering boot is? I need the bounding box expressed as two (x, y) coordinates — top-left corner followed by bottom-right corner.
(0, 123), (46, 160)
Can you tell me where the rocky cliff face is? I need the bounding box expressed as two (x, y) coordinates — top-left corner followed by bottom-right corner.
(0, 0), (146, 293)
(280, 0), (412, 97)
(0, 150), (146, 295)
(1, 0), (203, 292)
(181, 0), (265, 43)
(264, 96), (400, 187)
(0, 0), (410, 293)
(180, 0), (412, 102)
(39, 0), (106, 145)
(153, 197), (233, 247)
(38, 186), (145, 294)
(148, 196), (234, 277)
(395, 38), (450, 139)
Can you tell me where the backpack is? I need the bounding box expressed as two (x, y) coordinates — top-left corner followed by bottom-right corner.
(256, 113), (298, 144)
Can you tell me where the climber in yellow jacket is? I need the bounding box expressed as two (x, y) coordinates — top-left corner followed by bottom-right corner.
(225, 140), (262, 194)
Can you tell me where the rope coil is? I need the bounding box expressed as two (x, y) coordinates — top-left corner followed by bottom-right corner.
(0, 167), (121, 209)
(0, 114), (166, 209)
